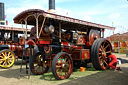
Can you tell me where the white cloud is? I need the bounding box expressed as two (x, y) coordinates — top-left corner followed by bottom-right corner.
(108, 13), (120, 19)
(84, 10), (106, 15)
(55, 7), (72, 17)
(56, 0), (78, 3)
(84, 15), (92, 21)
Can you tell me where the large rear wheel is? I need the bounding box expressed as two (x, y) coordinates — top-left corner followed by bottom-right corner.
(0, 49), (15, 68)
(52, 52), (73, 80)
(91, 38), (112, 70)
(30, 53), (49, 75)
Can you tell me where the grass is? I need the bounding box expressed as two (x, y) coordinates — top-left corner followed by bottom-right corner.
(27, 66), (101, 85)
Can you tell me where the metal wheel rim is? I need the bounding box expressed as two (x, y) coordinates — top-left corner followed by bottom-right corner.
(0, 51), (15, 68)
(55, 54), (72, 79)
(32, 54), (48, 74)
(98, 40), (112, 69)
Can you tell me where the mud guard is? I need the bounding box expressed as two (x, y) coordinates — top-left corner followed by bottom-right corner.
(0, 45), (9, 50)
(33, 45), (45, 61)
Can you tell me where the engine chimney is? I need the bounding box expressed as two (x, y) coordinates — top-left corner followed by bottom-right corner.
(48, 0), (55, 13)
(0, 2), (5, 25)
(49, 0), (55, 10)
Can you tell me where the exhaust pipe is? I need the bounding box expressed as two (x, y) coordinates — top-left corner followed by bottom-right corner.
(48, 0), (55, 13)
(48, 0), (55, 25)
(49, 0), (55, 10)
(0, 2), (5, 25)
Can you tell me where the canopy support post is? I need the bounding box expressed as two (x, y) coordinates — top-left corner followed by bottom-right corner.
(25, 20), (28, 39)
(59, 22), (61, 42)
(36, 18), (39, 39)
(39, 17), (46, 38)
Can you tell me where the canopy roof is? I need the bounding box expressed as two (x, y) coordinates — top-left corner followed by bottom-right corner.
(14, 9), (115, 31)
(0, 25), (30, 33)
(110, 33), (128, 42)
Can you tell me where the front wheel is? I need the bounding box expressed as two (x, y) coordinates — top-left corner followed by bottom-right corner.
(52, 52), (73, 80)
(0, 49), (15, 68)
(30, 52), (49, 75)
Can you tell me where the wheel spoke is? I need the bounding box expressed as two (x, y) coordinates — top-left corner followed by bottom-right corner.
(5, 52), (7, 56)
(9, 59), (13, 62)
(56, 65), (61, 67)
(0, 59), (4, 60)
(104, 44), (109, 50)
(63, 68), (68, 72)
(59, 69), (63, 76)
(42, 65), (47, 69)
(39, 66), (41, 73)
(64, 60), (69, 65)
(34, 64), (38, 68)
(7, 52), (11, 57)
(2, 61), (6, 66)
(56, 68), (60, 73)
(63, 68), (68, 75)
(9, 57), (14, 59)
(103, 60), (108, 66)
(99, 56), (102, 59)
(8, 55), (13, 58)
(2, 53), (6, 57)
(100, 45), (104, 50)
(106, 51), (111, 53)
(36, 66), (40, 72)
(0, 56), (3, 58)
(0, 60), (3, 64)
(7, 61), (11, 65)
(99, 53), (102, 55)
(103, 41), (106, 48)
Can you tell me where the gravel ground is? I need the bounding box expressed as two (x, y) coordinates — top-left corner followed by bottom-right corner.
(0, 53), (128, 85)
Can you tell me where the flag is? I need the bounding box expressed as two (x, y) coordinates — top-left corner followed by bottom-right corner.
(4, 15), (6, 19)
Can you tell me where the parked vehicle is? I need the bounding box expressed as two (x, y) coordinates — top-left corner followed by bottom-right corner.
(0, 25), (30, 68)
(14, 9), (115, 80)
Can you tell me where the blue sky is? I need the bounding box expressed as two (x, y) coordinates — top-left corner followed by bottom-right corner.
(1, 0), (128, 37)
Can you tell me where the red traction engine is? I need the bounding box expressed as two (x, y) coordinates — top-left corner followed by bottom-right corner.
(13, 9), (115, 80)
(0, 27), (30, 69)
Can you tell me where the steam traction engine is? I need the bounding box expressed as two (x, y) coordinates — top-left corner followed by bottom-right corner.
(13, 9), (115, 79)
(0, 25), (30, 68)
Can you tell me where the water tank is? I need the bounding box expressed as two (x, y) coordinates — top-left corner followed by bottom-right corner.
(0, 3), (5, 25)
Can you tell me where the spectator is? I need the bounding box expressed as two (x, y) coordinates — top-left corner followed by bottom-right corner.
(108, 54), (117, 70)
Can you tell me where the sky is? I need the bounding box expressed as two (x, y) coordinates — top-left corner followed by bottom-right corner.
(0, 0), (128, 37)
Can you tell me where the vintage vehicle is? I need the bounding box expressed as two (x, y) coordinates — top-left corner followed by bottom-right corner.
(13, 0), (115, 80)
(0, 25), (30, 68)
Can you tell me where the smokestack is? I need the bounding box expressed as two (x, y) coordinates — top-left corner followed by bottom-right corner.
(49, 0), (55, 10)
(0, 2), (5, 25)
(48, 0), (55, 26)
(48, 0), (55, 13)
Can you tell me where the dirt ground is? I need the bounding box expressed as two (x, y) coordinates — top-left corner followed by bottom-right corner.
(0, 53), (128, 85)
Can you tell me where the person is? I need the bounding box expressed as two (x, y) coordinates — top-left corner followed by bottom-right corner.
(108, 54), (117, 70)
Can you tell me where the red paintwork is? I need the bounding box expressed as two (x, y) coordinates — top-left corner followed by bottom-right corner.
(86, 42), (90, 46)
(71, 49), (90, 60)
(26, 39), (36, 45)
(81, 49), (90, 59)
(39, 41), (50, 44)
(61, 42), (70, 53)
(77, 35), (86, 45)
